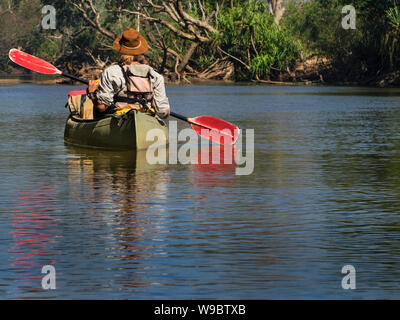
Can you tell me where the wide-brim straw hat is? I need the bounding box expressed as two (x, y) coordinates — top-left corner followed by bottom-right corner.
(113, 28), (148, 56)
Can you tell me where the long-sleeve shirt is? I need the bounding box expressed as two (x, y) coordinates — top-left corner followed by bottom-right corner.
(96, 64), (170, 119)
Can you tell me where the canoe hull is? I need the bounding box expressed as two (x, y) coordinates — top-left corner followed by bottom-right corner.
(64, 110), (169, 150)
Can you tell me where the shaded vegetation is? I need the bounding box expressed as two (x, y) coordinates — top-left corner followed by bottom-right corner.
(282, 0), (400, 85)
(1, 0), (399, 86)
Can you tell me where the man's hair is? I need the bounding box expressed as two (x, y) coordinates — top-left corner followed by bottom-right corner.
(120, 54), (147, 65)
(120, 54), (136, 65)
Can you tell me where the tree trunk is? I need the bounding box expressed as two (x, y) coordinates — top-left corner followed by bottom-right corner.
(266, 0), (285, 24)
(177, 41), (199, 74)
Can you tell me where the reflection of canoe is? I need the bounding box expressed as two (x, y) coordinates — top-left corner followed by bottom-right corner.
(65, 145), (170, 214)
(65, 145), (163, 173)
(64, 110), (169, 150)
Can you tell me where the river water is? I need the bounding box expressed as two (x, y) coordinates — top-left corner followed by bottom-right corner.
(1, 83), (400, 299)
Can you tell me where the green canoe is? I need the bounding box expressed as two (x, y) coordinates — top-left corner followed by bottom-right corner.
(64, 109), (169, 150)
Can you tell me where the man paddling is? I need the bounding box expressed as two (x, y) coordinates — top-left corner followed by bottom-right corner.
(86, 28), (170, 119)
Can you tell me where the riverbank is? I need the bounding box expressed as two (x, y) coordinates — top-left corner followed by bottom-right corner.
(1, 59), (399, 88)
(254, 57), (400, 88)
(1, 76), (398, 87)
(0, 78), (62, 85)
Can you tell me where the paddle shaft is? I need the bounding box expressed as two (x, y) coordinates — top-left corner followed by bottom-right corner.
(169, 111), (188, 122)
(62, 72), (88, 85)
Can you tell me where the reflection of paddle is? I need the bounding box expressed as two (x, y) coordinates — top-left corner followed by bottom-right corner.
(9, 48), (240, 145)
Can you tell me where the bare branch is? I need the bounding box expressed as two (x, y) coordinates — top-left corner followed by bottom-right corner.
(175, 0), (217, 33)
(121, 8), (209, 42)
(146, 0), (164, 10)
(198, 0), (206, 21)
(160, 1), (182, 25)
(70, 0), (115, 40)
(218, 46), (251, 70)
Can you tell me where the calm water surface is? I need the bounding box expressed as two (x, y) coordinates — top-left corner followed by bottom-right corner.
(1, 83), (400, 299)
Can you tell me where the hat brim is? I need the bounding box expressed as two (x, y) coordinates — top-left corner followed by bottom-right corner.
(113, 33), (148, 56)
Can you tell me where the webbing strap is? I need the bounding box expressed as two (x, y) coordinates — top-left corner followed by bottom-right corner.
(114, 96), (150, 108)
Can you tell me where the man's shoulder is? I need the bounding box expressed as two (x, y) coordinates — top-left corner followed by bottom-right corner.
(103, 64), (122, 74)
(143, 66), (162, 80)
(127, 64), (150, 75)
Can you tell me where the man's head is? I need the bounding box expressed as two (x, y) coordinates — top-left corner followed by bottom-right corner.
(113, 28), (148, 56)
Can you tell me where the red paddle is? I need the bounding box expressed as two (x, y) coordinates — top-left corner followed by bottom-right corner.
(9, 49), (88, 84)
(9, 48), (240, 145)
(170, 112), (240, 145)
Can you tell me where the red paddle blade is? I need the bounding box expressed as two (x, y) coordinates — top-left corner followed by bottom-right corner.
(9, 49), (62, 75)
(189, 116), (240, 145)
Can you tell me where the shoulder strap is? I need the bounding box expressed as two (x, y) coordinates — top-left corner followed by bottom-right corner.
(119, 63), (130, 86)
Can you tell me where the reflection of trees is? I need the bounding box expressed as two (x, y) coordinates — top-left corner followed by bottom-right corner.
(316, 106), (400, 280)
(318, 107), (400, 198)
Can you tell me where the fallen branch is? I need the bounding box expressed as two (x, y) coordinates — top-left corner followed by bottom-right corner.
(217, 47), (250, 70)
(251, 79), (298, 85)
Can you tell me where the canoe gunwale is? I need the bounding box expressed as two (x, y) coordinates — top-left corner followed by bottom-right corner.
(69, 112), (126, 123)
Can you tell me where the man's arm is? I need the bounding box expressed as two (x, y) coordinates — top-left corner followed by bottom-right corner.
(87, 80), (108, 112)
(87, 65), (124, 113)
(150, 70), (171, 119)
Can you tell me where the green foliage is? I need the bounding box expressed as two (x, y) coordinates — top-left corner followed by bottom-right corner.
(384, 2), (400, 68)
(214, 0), (301, 79)
(2, 0), (399, 83)
(0, 0), (43, 73)
(283, 0), (359, 57)
(283, 0), (400, 76)
(196, 55), (216, 70)
(387, 2), (400, 27)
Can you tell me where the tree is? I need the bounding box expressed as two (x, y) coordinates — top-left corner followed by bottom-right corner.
(282, 0), (400, 83)
(266, 0), (285, 24)
(0, 0), (43, 73)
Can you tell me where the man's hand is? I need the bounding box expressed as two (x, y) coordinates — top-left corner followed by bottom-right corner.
(87, 79), (108, 113)
(88, 80), (99, 93)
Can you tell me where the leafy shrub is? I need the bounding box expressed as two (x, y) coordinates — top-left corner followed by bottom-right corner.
(214, 0), (301, 79)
